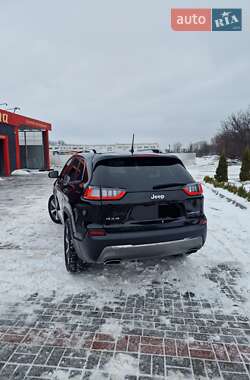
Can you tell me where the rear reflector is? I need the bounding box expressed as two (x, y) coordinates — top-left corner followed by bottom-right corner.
(83, 186), (126, 201)
(199, 217), (207, 225)
(87, 229), (106, 237)
(183, 183), (203, 196)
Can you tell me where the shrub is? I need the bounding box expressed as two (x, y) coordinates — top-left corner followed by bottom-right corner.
(240, 147), (250, 181)
(237, 186), (248, 199)
(203, 173), (250, 202)
(204, 176), (214, 184)
(214, 180), (224, 188)
(226, 184), (238, 194)
(215, 152), (228, 182)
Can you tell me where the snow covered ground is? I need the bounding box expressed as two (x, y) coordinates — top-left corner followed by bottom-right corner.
(0, 157), (249, 379)
(0, 157), (249, 313)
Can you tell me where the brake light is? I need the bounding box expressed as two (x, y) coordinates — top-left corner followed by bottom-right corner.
(83, 186), (126, 200)
(183, 183), (203, 196)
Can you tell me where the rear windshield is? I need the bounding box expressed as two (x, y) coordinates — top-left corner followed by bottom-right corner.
(91, 157), (193, 191)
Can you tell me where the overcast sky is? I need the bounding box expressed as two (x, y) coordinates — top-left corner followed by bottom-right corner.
(1, 0), (250, 147)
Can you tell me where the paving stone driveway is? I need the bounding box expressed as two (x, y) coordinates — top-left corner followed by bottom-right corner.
(0, 174), (250, 379)
(0, 280), (249, 380)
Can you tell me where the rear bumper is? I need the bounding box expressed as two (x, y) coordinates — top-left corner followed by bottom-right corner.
(97, 236), (203, 263)
(74, 224), (207, 263)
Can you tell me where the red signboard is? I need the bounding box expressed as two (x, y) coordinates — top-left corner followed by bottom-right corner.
(0, 108), (51, 131)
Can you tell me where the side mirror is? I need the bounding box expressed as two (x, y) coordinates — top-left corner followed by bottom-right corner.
(48, 170), (59, 179)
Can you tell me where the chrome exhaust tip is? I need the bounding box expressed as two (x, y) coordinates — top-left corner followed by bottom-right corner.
(104, 259), (121, 265)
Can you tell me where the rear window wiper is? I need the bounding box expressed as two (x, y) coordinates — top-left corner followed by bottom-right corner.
(153, 182), (186, 190)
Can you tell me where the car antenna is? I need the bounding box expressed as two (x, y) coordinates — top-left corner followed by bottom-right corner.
(130, 133), (135, 155)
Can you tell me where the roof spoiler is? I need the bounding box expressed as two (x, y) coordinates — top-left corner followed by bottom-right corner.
(76, 149), (97, 154)
(135, 149), (163, 154)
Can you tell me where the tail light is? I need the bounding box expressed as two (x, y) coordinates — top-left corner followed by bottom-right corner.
(83, 186), (126, 201)
(183, 183), (203, 196)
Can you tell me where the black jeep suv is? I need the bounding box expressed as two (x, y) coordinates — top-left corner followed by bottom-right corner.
(48, 152), (207, 272)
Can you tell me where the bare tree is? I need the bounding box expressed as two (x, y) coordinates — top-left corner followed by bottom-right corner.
(214, 106), (250, 158)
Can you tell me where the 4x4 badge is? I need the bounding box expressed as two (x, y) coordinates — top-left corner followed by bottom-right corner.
(151, 194), (165, 200)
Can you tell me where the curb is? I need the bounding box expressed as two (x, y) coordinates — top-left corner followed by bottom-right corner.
(208, 186), (247, 210)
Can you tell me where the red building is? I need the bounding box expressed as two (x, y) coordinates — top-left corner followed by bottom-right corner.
(0, 109), (52, 176)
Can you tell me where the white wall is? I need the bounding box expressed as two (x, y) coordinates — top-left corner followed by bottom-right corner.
(50, 153), (71, 169)
(174, 153), (196, 167)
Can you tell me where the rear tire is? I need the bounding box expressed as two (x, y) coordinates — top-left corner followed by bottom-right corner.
(64, 219), (88, 273)
(48, 195), (61, 224)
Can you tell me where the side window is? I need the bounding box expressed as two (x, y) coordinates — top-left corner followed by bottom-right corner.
(60, 156), (87, 183)
(67, 158), (81, 181)
(83, 163), (89, 183)
(60, 158), (73, 178)
(77, 160), (85, 181)
(76, 159), (88, 183)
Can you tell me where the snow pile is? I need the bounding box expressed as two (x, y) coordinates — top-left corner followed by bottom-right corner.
(11, 169), (31, 176)
(185, 336), (195, 344)
(159, 315), (171, 326)
(98, 318), (122, 340)
(41, 369), (80, 380)
(167, 369), (193, 380)
(208, 335), (221, 342)
(89, 372), (108, 380)
(102, 353), (138, 378)
(11, 169), (46, 176)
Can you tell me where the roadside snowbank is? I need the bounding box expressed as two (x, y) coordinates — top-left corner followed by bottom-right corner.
(11, 169), (47, 176)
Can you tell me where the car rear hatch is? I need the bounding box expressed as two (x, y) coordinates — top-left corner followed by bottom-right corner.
(84, 155), (204, 232)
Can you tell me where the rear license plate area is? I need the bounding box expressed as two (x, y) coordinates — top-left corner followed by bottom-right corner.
(159, 204), (182, 219)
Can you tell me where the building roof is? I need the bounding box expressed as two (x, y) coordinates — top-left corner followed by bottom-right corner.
(0, 108), (51, 131)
